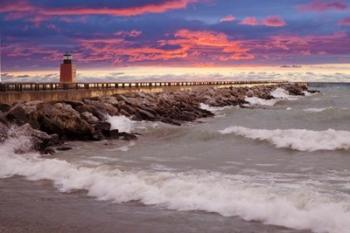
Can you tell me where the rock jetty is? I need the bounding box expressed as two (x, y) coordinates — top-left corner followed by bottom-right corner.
(0, 83), (312, 154)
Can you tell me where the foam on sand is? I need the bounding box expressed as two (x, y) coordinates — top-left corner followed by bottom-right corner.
(1, 137), (350, 233)
(219, 126), (350, 152)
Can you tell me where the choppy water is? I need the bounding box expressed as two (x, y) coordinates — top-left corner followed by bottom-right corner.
(1, 84), (350, 233)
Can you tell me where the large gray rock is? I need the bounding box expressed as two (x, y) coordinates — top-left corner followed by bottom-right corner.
(6, 104), (28, 125)
(36, 103), (94, 140)
(0, 122), (9, 143)
(8, 123), (60, 154)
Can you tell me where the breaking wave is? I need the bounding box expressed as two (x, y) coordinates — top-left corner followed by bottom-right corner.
(107, 115), (137, 133)
(303, 107), (349, 113)
(245, 97), (278, 106)
(271, 88), (299, 101)
(1, 137), (350, 233)
(244, 88), (302, 107)
(199, 103), (231, 112)
(219, 126), (350, 152)
(303, 107), (333, 113)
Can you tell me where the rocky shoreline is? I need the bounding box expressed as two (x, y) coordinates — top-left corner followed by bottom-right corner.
(0, 83), (314, 154)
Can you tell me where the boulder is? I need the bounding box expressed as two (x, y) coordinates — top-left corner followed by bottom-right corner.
(81, 111), (99, 124)
(9, 124), (61, 154)
(0, 122), (9, 143)
(108, 129), (120, 139)
(118, 132), (137, 141)
(135, 107), (157, 121)
(94, 121), (111, 137)
(5, 102), (42, 129)
(0, 104), (11, 113)
(74, 104), (106, 121)
(83, 99), (119, 116)
(36, 103), (94, 140)
(6, 104), (28, 125)
(56, 146), (73, 151)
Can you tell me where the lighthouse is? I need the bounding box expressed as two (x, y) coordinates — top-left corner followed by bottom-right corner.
(60, 53), (76, 83)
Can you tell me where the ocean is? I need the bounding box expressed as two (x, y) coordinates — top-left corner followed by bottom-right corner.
(1, 83), (350, 233)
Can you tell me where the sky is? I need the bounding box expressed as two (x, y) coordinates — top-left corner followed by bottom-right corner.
(0, 0), (350, 81)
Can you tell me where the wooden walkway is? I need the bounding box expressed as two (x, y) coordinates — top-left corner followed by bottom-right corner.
(0, 80), (290, 105)
(0, 80), (287, 92)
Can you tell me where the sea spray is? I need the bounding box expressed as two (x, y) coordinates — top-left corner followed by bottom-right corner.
(107, 115), (137, 133)
(219, 126), (350, 152)
(244, 88), (300, 107)
(244, 97), (278, 106)
(271, 88), (299, 101)
(199, 103), (231, 112)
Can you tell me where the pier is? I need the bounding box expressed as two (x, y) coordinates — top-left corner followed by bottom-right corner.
(0, 80), (289, 105)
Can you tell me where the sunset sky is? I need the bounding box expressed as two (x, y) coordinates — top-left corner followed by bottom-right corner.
(1, 0), (350, 79)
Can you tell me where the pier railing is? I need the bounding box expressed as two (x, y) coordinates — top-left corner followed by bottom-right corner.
(0, 80), (287, 92)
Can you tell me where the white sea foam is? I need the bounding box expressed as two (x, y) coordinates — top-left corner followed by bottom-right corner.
(107, 115), (136, 133)
(117, 142), (136, 152)
(244, 88), (300, 107)
(245, 97), (278, 106)
(303, 107), (348, 113)
(271, 88), (299, 101)
(1, 137), (350, 233)
(199, 103), (230, 112)
(303, 107), (332, 113)
(303, 91), (315, 96)
(220, 126), (350, 152)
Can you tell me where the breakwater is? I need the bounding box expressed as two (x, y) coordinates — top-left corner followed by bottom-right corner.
(0, 82), (311, 154)
(0, 80), (289, 105)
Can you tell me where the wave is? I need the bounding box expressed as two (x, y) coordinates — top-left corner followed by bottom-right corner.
(244, 88), (301, 107)
(199, 103), (231, 112)
(245, 97), (278, 106)
(303, 107), (349, 113)
(107, 115), (137, 133)
(303, 107), (332, 113)
(219, 126), (350, 152)
(1, 138), (350, 233)
(271, 88), (299, 101)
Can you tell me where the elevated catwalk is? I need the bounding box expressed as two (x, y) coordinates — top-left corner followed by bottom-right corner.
(0, 80), (290, 105)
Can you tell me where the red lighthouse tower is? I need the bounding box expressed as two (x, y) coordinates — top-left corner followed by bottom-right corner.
(60, 53), (76, 83)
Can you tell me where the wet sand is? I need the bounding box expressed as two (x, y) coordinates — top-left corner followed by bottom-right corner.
(0, 177), (310, 233)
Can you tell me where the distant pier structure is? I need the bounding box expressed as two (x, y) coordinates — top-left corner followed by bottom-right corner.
(60, 53), (76, 83)
(0, 53), (293, 104)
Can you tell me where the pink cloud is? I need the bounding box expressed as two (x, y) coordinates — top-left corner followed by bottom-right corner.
(243, 32), (350, 58)
(261, 16), (287, 27)
(338, 17), (350, 25)
(220, 15), (236, 23)
(114, 30), (142, 38)
(0, 0), (34, 13)
(240, 17), (258, 26)
(74, 29), (255, 65)
(240, 16), (286, 27)
(0, 0), (197, 25)
(297, 0), (347, 12)
(43, 0), (196, 17)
